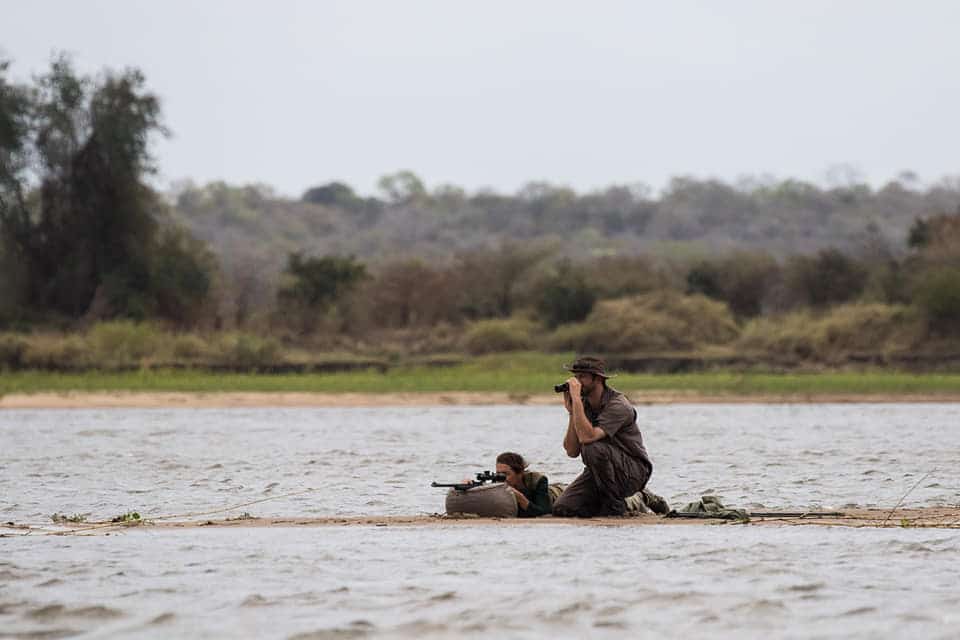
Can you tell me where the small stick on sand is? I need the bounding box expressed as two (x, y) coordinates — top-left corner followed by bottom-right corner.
(882, 468), (935, 525)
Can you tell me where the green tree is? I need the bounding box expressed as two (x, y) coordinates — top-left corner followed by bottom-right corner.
(377, 170), (426, 204)
(38, 59), (166, 317)
(277, 253), (367, 332)
(536, 261), (596, 327)
(0, 59), (34, 321)
(302, 181), (356, 206)
(907, 217), (930, 249)
(913, 268), (960, 336)
(0, 55), (216, 327)
(151, 225), (217, 327)
(686, 252), (779, 318)
(302, 181), (383, 227)
(784, 248), (868, 309)
(685, 261), (723, 300)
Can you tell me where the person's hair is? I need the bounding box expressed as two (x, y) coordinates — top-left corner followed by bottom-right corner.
(496, 451), (527, 474)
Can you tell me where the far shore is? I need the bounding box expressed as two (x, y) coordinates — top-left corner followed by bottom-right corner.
(4, 390), (960, 409)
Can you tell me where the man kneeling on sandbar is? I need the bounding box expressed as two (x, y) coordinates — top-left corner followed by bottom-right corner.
(553, 356), (654, 517)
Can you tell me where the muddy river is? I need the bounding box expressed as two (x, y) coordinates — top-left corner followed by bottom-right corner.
(2, 403), (959, 638)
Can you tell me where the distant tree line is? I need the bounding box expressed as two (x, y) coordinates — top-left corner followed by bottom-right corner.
(269, 216), (960, 345)
(171, 167), (960, 336)
(175, 171), (960, 273)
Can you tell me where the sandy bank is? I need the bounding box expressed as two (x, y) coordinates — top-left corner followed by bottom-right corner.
(5, 507), (958, 536)
(154, 507), (958, 529)
(4, 390), (960, 409)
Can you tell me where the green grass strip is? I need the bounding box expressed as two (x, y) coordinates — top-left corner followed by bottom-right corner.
(2, 352), (960, 396)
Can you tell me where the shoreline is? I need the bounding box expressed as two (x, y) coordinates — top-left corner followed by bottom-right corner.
(3, 390), (960, 409)
(5, 507), (958, 535)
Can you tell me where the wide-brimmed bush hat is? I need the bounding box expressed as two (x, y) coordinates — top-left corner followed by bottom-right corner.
(564, 356), (615, 379)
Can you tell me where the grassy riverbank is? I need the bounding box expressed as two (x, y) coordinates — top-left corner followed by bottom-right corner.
(3, 352), (960, 397)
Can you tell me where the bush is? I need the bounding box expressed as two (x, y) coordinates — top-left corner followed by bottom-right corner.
(588, 255), (667, 298)
(21, 335), (91, 370)
(535, 266), (596, 328)
(171, 334), (208, 359)
(462, 318), (537, 355)
(0, 334), (28, 370)
(737, 312), (818, 360)
(277, 253), (367, 333)
(783, 249), (868, 309)
(87, 321), (163, 366)
(737, 303), (921, 361)
(686, 251), (779, 318)
(913, 268), (960, 336)
(685, 262), (722, 299)
(151, 225), (216, 327)
(212, 333), (283, 369)
(545, 291), (739, 353)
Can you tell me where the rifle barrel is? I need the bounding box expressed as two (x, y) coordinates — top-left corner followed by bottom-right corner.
(431, 481), (476, 490)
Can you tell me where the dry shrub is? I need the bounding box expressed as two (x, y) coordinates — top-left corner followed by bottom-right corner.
(171, 334), (209, 359)
(87, 321), (164, 366)
(22, 334), (91, 370)
(587, 255), (668, 298)
(462, 318), (538, 355)
(400, 323), (463, 355)
(365, 259), (464, 329)
(212, 333), (283, 369)
(738, 303), (922, 361)
(545, 291), (739, 353)
(736, 312), (816, 360)
(815, 304), (921, 356)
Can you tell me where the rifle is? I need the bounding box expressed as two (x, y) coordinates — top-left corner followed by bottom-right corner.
(431, 470), (506, 492)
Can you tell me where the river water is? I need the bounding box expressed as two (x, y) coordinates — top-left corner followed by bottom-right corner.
(2, 403), (959, 638)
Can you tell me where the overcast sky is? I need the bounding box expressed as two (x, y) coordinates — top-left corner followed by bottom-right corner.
(3, 1), (959, 197)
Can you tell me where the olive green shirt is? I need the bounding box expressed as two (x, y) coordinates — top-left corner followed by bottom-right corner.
(582, 385), (652, 471)
(518, 471), (552, 517)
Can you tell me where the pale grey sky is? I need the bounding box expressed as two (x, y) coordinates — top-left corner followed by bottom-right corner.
(3, 1), (959, 197)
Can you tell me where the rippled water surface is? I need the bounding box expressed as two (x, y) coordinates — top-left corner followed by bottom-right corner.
(2, 403), (960, 638)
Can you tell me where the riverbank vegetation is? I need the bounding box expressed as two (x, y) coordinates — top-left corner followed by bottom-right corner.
(3, 56), (960, 387)
(3, 353), (960, 396)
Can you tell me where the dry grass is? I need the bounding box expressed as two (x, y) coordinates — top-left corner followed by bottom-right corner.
(546, 291), (739, 353)
(20, 334), (92, 370)
(738, 303), (925, 363)
(87, 321), (164, 366)
(209, 333), (282, 368)
(0, 301), (955, 374)
(462, 318), (538, 355)
(3, 323), (283, 371)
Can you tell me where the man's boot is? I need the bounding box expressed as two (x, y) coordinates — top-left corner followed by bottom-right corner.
(624, 492), (653, 514)
(641, 489), (671, 515)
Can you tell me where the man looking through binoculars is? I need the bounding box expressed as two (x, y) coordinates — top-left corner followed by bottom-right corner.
(553, 356), (656, 517)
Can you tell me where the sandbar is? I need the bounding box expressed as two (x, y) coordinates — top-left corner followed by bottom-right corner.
(5, 507), (958, 536)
